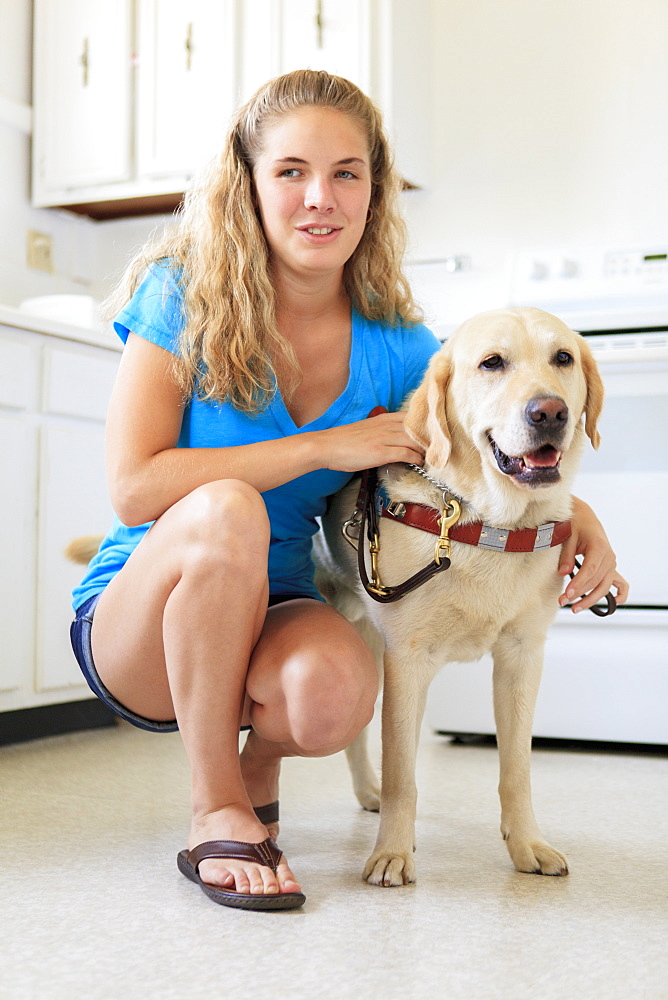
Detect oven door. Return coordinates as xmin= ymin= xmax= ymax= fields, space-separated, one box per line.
xmin=573 ymin=331 xmax=668 ymax=607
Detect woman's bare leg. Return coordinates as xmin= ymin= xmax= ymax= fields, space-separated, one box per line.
xmin=90 ymin=479 xmax=377 ymax=895
xmin=240 ymin=597 xmax=379 ymax=840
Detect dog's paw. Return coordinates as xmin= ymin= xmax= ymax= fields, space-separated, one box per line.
xmin=355 ymin=784 xmax=381 ymax=812
xmin=506 ymin=837 xmax=569 ymax=876
xmin=363 ymin=850 xmax=416 ymax=887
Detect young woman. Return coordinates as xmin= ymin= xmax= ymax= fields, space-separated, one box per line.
xmin=70 ymin=70 xmax=627 ymax=912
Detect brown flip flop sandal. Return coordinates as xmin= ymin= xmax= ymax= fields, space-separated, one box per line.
xmin=253 ymin=801 xmax=279 ymax=826
xmin=177 ymin=838 xmax=305 ymax=911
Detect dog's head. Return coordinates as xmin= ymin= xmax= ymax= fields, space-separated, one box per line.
xmin=405 ymin=307 xmax=603 ymax=491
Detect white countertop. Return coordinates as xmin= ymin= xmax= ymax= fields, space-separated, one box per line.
xmin=0 ymin=303 xmax=121 ymax=352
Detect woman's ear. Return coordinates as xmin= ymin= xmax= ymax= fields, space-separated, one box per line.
xmin=579 ymin=336 xmax=604 ymax=449
xmin=404 ymin=352 xmax=452 ymax=469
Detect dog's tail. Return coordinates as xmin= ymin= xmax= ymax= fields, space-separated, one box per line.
xmin=64 ymin=535 xmax=104 ymax=565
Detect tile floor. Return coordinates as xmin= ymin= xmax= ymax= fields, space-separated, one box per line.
xmin=1 ymin=715 xmax=667 ymax=1000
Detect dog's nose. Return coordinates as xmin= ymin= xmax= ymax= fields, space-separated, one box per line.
xmin=525 ymin=396 xmax=569 ymax=430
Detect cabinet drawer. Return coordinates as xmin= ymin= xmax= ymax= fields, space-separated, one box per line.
xmin=0 ymin=418 xmax=37 ymax=694
xmin=0 ymin=332 xmax=39 ymax=410
xmin=36 ymin=423 xmax=114 ymax=692
xmin=43 ymin=346 xmax=119 ymax=421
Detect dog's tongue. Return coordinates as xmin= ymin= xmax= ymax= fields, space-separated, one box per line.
xmin=523 ymin=445 xmax=561 ymax=469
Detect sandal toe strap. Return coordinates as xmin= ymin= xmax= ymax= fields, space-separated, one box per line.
xmin=188 ymin=838 xmax=283 ymax=875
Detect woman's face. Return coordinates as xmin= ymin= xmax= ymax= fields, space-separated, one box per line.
xmin=252 ymin=107 xmax=372 ymax=284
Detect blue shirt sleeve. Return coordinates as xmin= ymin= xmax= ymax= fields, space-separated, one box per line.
xmin=113 ymin=262 xmax=185 ymax=355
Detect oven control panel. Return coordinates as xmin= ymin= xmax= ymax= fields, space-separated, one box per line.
xmin=510 ymin=245 xmax=668 ymax=312
xmin=604 ymin=250 xmax=668 ymax=280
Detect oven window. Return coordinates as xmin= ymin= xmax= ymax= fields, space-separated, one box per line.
xmin=578 ymin=394 xmax=668 ymax=473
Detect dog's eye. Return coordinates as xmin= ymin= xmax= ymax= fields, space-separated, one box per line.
xmin=480 ymin=355 xmax=504 ymax=371
xmin=554 ymin=351 xmax=573 ymax=366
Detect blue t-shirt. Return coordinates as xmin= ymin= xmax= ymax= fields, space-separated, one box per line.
xmin=72 ymin=265 xmax=440 ymax=609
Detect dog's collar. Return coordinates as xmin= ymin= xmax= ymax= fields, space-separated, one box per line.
xmin=378 ymin=497 xmax=571 ymax=552
xmin=353 ymin=475 xmax=570 ymax=556
xmin=385 ymin=464 xmax=570 ymax=550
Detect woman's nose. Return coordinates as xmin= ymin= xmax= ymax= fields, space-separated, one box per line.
xmin=304 ymin=176 xmax=335 ymax=212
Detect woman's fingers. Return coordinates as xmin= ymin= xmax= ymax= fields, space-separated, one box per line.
xmin=559 ymin=554 xmax=629 ymax=613
xmin=319 ymin=412 xmax=425 ymax=472
xmin=558 ymin=495 xmax=629 ymax=611
xmin=611 ymin=573 xmax=630 ymax=604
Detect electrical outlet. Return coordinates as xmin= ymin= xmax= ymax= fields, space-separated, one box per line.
xmin=27 ymin=230 xmax=54 ymax=274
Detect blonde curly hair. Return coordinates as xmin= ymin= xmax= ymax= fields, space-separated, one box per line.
xmin=108 ymin=69 xmax=422 ymax=411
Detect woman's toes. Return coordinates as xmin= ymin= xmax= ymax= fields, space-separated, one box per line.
xmin=195 ymin=853 xmax=299 ymax=895
xmin=252 ymin=868 xmax=279 ymax=895
xmin=232 ymin=869 xmax=251 ymax=894
xmin=199 ymin=861 xmax=234 ymax=887
xmin=277 ymin=862 xmax=301 ymax=893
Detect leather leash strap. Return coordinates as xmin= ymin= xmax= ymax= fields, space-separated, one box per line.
xmin=357 ymin=467 xmax=452 ymax=603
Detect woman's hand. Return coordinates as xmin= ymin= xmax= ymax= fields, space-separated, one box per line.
xmin=558 ymin=496 xmax=629 ymax=612
xmin=316 ymin=411 xmax=425 ymax=472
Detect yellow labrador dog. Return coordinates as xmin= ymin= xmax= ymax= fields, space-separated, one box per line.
xmin=314 ymin=306 xmax=604 ymax=887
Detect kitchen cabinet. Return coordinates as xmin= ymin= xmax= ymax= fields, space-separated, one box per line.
xmin=135 ymin=0 xmax=236 ymax=180
xmin=32 ymin=0 xmax=238 ymax=219
xmin=0 ymin=322 xmax=120 ymax=716
xmin=32 ymin=0 xmax=134 ymax=199
xmin=276 ymin=0 xmax=369 ymax=91
xmin=32 ymin=0 xmax=431 ymax=218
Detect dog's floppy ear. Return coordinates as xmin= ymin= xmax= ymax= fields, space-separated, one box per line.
xmin=579 ymin=336 xmax=604 ymax=449
xmin=404 ymin=352 xmax=452 ymax=469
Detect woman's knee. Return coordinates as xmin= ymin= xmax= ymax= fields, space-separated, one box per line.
xmin=284 ymin=643 xmax=378 ymax=755
xmin=174 ymin=480 xmax=270 ymax=578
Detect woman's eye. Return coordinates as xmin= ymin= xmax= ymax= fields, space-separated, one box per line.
xmin=336 ymin=170 xmax=356 ymax=179
xmin=279 ymin=168 xmax=301 ymax=178
xmin=480 ymin=355 xmax=504 ymax=371
xmin=555 ymin=350 xmax=573 ymax=366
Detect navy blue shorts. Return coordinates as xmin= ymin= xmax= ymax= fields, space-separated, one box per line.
xmin=70 ymin=591 xmax=317 ymax=734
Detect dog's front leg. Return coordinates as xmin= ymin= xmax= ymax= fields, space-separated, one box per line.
xmin=492 ymin=631 xmax=569 ymax=876
xmin=363 ymin=651 xmax=428 ymax=887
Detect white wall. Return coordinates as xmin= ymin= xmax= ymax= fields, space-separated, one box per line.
xmin=0 ymin=0 xmax=97 ymax=307
xmin=404 ymin=0 xmax=668 ymax=263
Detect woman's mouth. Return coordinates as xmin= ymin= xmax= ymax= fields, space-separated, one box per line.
xmin=297 ymin=225 xmax=342 ymax=242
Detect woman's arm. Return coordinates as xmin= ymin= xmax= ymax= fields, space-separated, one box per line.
xmin=106 ymin=333 xmax=424 ymax=526
xmin=558 ymin=495 xmax=629 ymax=612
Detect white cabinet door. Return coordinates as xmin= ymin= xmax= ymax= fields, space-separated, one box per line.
xmin=237 ymin=0 xmax=280 ymax=104
xmin=32 ymin=0 xmax=133 ymax=195
xmin=136 ymin=0 xmax=237 ymax=179
xmin=278 ymin=0 xmax=369 ymax=90
xmin=36 ymin=424 xmax=115 ymax=693
xmin=0 ymin=418 xmax=37 ymax=703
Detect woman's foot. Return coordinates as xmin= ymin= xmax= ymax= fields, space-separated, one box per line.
xmin=239 ymin=729 xmax=283 ymax=840
xmin=188 ymin=802 xmax=301 ymax=896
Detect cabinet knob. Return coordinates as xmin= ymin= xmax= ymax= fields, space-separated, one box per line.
xmin=79 ymin=37 xmax=89 ymax=87
xmin=185 ymin=23 xmax=193 ymax=71
xmin=530 ymin=260 xmax=549 ymax=280
xmin=315 ymin=0 xmax=324 ymax=48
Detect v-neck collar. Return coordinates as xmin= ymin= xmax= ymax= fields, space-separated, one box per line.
xmin=270 ymin=308 xmax=363 ymax=434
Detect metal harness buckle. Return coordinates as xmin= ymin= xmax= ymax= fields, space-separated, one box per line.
xmin=434 ymin=497 xmax=461 ymax=566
